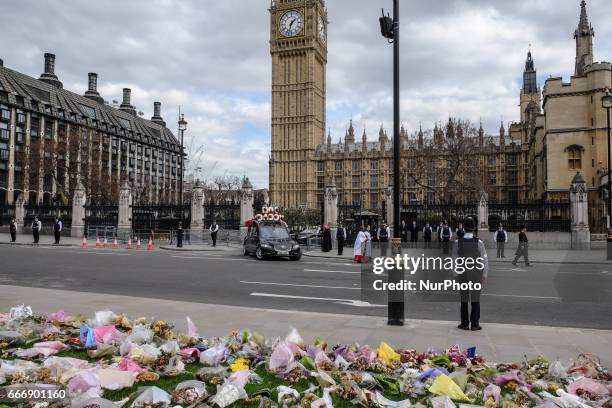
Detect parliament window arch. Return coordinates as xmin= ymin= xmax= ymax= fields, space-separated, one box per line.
xmin=564 ymin=144 xmax=584 ymax=170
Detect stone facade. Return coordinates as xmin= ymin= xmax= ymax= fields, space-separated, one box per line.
xmin=0 ymin=54 xmax=183 ymax=206
xmin=268 ymin=0 xmax=328 ymax=209
xmin=268 ymin=0 xmax=612 ymax=232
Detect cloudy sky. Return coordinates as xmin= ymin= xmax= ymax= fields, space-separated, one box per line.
xmin=2 ymin=0 xmax=612 ymax=187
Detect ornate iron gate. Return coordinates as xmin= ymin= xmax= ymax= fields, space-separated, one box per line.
xmin=205 ymin=201 xmax=240 ymax=230
xmin=132 ymin=205 xmax=190 ymax=232
xmin=401 ymin=202 xmax=479 ymax=230
xmin=337 ymin=203 xmax=362 ymax=246
xmin=24 ymin=204 xmax=72 ymax=235
xmin=488 ymin=200 xmax=570 ymax=232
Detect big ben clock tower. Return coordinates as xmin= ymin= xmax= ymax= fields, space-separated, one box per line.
xmin=269 ymin=0 xmax=327 ymax=209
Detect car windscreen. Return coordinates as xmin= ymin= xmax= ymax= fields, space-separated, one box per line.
xmin=260 ymin=224 xmax=291 ymax=240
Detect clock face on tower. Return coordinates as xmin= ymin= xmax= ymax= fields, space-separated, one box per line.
xmin=318 ymin=16 xmax=326 ymax=43
xmin=279 ymin=10 xmax=304 ymax=37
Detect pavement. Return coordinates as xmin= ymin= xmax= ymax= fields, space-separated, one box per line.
xmin=0 ymin=284 xmax=610 ymax=367
xmin=304 ymin=247 xmax=612 ymax=265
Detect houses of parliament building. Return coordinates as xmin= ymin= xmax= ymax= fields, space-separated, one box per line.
xmin=268 ymin=0 xmax=612 ymax=218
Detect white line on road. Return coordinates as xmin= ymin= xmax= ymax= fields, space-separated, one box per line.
xmin=250 ymin=292 xmax=385 ymax=307
xmin=302 ymin=261 xmax=356 ymax=267
xmin=241 ymin=281 xmax=359 ymax=290
xmin=303 ymin=269 xmax=361 ymax=274
xmin=171 ymin=256 xmax=244 ymax=261
xmin=483 ymin=293 xmax=561 ymax=300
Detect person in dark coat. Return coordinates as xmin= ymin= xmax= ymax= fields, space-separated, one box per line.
xmin=409 ymin=221 xmax=418 ymax=248
xmin=453 ymin=217 xmax=488 ymax=331
xmin=321 ymin=225 xmax=332 ymax=252
xmin=9 ymin=218 xmax=17 ymax=242
xmin=209 ymin=222 xmax=219 ymax=247
xmin=436 ymin=222 xmax=444 ymax=248
xmin=336 ymin=224 xmax=346 ymax=255
xmin=455 ymin=223 xmax=465 ymax=239
xmin=400 ymin=220 xmax=408 ymax=243
xmin=441 ymin=221 xmax=452 ymax=254
xmin=494 ymin=223 xmax=508 ymax=258
xmin=53 ymin=218 xmax=62 ymax=244
xmin=31 ymin=217 xmax=41 ymax=244
xmin=422 ymin=223 xmax=433 ymax=249
xmin=512 ymin=226 xmax=531 ymax=266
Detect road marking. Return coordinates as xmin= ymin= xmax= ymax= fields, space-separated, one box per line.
xmin=250 ymin=292 xmax=385 ymax=307
xmin=171 ymin=256 xmax=244 ymax=261
xmin=303 ymin=269 xmax=361 ymax=275
xmin=483 ymin=293 xmax=560 ymax=300
xmin=303 ymin=261 xmax=355 ymax=267
xmin=241 ymin=281 xmax=359 ymax=290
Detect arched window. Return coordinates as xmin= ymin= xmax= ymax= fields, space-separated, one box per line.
xmin=565 ymin=145 xmax=584 ymax=170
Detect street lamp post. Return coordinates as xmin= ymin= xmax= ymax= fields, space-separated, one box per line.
xmin=177 ymin=113 xmax=187 ymax=248
xmin=602 ymin=90 xmax=612 ymax=259
xmin=380 ymin=0 xmax=404 ymax=326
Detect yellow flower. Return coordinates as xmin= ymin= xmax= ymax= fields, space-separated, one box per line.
xmin=230 ymin=358 xmax=250 ymax=372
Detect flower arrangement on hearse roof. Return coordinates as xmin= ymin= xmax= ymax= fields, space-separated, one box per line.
xmin=245 ymin=206 xmax=286 ymax=227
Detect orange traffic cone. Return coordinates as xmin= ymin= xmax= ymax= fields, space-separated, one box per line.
xmin=103 ymin=237 xmax=109 ymax=248
xmin=95 ymin=237 xmax=101 ymax=249
xmin=136 ymin=238 xmax=142 ymax=250
xmin=112 ymin=238 xmax=118 ymax=249
xmin=127 ymin=238 xmax=132 ymax=250
xmin=81 ymin=236 xmax=88 ymax=249
xmin=147 ymin=238 xmax=154 ymax=251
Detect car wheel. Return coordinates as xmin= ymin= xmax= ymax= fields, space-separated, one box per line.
xmin=255 ymin=246 xmax=265 ymax=260
xmin=290 ymin=251 xmax=302 ymax=261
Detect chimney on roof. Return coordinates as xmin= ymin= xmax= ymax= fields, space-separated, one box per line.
xmin=151 ymin=101 xmax=166 ymax=127
xmin=84 ymin=73 xmax=104 ymax=104
xmin=119 ymin=88 xmax=137 ymax=116
xmin=38 ymin=53 xmax=63 ymax=88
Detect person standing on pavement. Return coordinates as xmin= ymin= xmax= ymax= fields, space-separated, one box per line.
xmin=378 ymin=222 xmax=390 ymax=256
xmin=456 ymin=223 xmax=465 ymax=239
xmin=353 ymin=226 xmax=368 ymax=263
xmin=400 ymin=220 xmax=408 ymax=244
xmin=422 ymin=222 xmax=433 ymax=249
xmin=9 ymin=218 xmax=17 ymax=242
xmin=436 ymin=222 xmax=444 ymax=249
xmin=336 ymin=224 xmax=346 ymax=255
xmin=209 ymin=222 xmax=219 ymax=247
xmin=31 ymin=217 xmax=41 ymax=244
xmin=53 ymin=218 xmax=62 ymax=244
xmin=409 ymin=220 xmax=419 ymax=248
xmin=321 ymin=225 xmax=332 ymax=253
xmin=512 ymin=225 xmax=531 ymax=266
xmin=453 ymin=217 xmax=488 ymax=331
xmin=441 ymin=221 xmax=452 ymax=254
xmin=494 ymin=223 xmax=508 ymax=258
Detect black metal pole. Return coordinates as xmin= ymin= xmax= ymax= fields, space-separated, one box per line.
xmin=606 ymin=107 xmax=612 ymax=260
xmin=388 ymin=0 xmax=404 ymax=326
xmin=177 ymin=125 xmax=184 ymax=248
xmin=606 ymin=108 xmax=612 ymax=230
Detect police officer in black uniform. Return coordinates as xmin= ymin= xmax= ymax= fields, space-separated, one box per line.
xmin=453 ymin=217 xmax=488 ymax=331
xmin=9 ymin=218 xmax=17 ymax=242
xmin=53 ymin=218 xmax=62 ymax=244
xmin=336 ymin=224 xmax=346 ymax=255
xmin=422 ymin=223 xmax=433 ymax=249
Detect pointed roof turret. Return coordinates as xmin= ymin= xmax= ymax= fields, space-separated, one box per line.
xmin=345 ymin=120 xmax=355 ymax=144
xmin=327 ymin=129 xmax=332 ymax=145
xmin=574 ymin=0 xmax=595 ymax=76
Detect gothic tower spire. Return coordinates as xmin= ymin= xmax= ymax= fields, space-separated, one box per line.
xmin=523 ymin=50 xmax=537 ymax=94
xmin=574 ymin=0 xmax=594 ymax=76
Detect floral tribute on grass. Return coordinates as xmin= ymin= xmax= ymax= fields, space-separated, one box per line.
xmin=0 ymin=305 xmax=610 ymax=408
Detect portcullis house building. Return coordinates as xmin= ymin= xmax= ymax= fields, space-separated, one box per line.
xmin=0 ymin=53 xmax=183 ymax=206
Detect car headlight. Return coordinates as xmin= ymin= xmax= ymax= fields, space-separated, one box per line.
xmin=292 ymin=244 xmax=300 ymax=250
xmin=261 ymin=243 xmax=272 ymax=249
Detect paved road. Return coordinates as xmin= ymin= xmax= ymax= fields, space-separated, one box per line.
xmin=0 ymin=245 xmax=611 ymax=329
